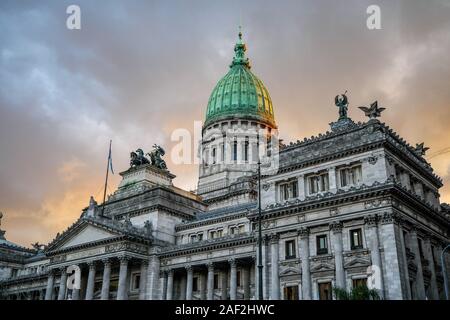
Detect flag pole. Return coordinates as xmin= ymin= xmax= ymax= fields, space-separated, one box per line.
xmin=101 ymin=140 xmax=112 ymax=217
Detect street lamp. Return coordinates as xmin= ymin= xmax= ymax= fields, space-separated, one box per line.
xmin=441 ymin=243 xmax=450 ymax=300
xmin=257 ymin=131 xmax=263 ymax=300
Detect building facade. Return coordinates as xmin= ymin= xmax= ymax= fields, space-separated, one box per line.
xmin=1 ymin=31 xmax=449 ymax=300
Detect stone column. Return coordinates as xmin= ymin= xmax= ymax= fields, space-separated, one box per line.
xmin=146 ymin=252 xmax=161 ymax=300
xmin=328 ymin=167 xmax=337 ymax=193
xmin=200 ymin=272 xmax=207 ymax=300
xmin=298 ymin=227 xmax=311 ymax=300
xmin=398 ymin=228 xmax=412 ymax=299
xmin=85 ymin=261 xmax=96 ymax=300
xmin=270 ymin=234 xmax=280 ymax=300
xmin=364 ymin=215 xmax=385 ymax=298
xmin=380 ymin=212 xmax=406 ymax=300
xmin=100 ymin=259 xmax=111 ymax=300
xmin=116 ymin=256 xmax=129 ymax=300
xmin=221 ymin=269 xmax=228 ymax=300
xmin=57 ymin=267 xmax=67 ymax=300
xmin=423 ymin=237 xmax=439 ymax=299
xmin=179 ymin=273 xmax=187 ymax=300
xmin=44 ymin=270 xmax=55 ymax=300
xmin=186 ymin=265 xmax=193 ymax=300
xmin=410 ymin=228 xmax=426 ymax=299
xmin=243 ymin=265 xmax=250 ymax=300
xmin=207 ymin=263 xmax=214 ymax=300
xmin=139 ymin=259 xmax=148 ymax=300
xmin=229 ymin=259 xmax=237 ymax=300
xmin=297 ymin=175 xmax=306 ymax=200
xmin=166 ymin=269 xmax=174 ymax=300
xmin=330 ymin=221 xmax=345 ymax=290
xmin=160 ymin=271 xmax=168 ymax=300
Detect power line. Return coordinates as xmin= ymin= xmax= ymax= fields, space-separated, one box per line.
xmin=427 ymin=147 xmax=450 ymax=160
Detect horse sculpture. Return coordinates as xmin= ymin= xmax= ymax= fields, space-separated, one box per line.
xmin=129 ymin=145 xmax=167 ymax=170
xmin=130 ymin=148 xmax=150 ymax=167
xmin=147 ymin=144 xmax=167 ymax=170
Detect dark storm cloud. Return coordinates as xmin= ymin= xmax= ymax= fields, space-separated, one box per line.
xmin=0 ymin=0 xmax=449 ymax=246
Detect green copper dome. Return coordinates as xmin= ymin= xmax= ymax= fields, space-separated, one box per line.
xmin=204 ymin=30 xmax=276 ymax=128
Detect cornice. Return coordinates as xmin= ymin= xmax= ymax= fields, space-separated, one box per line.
xmin=159 ymin=234 xmax=255 ymax=258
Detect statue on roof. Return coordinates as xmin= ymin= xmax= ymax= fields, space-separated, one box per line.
xmin=414 ymin=142 xmax=429 ymax=156
xmin=335 ymin=91 xmax=349 ymax=120
xmin=31 ymin=242 xmax=46 ymax=251
xmin=147 ymin=144 xmax=167 ymax=170
xmin=144 ymin=220 xmax=153 ymax=236
xmin=359 ymin=101 xmax=385 ymax=120
xmin=130 ymin=148 xmax=150 ymax=167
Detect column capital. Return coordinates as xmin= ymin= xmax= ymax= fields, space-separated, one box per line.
xmin=329 ymin=221 xmax=343 ymax=233
xmin=58 ymin=267 xmax=66 ymax=273
xmin=228 ymin=258 xmax=237 ymax=268
xmin=87 ymin=261 xmax=97 ymax=269
xmin=47 ymin=268 xmax=56 ymax=276
xmin=119 ymin=255 xmax=130 ymax=264
xmin=364 ymin=214 xmax=379 ymax=228
xmin=269 ymin=233 xmax=279 ymax=244
xmin=185 ymin=264 xmax=193 ymax=272
xmin=298 ymin=227 xmax=309 ymax=238
xmin=207 ymin=262 xmax=214 ymax=271
xmin=380 ymin=212 xmax=401 ymax=225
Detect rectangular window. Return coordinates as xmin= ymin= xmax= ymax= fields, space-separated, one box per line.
xmin=266 ymin=133 xmax=272 ymax=157
xmin=279 ymin=180 xmax=298 ymax=201
xmin=131 ymin=274 xmax=140 ymax=291
xmin=352 ymin=278 xmax=367 ymax=288
xmin=284 ymin=286 xmax=299 ymax=300
xmin=237 ymin=271 xmax=241 ymax=287
xmin=418 ymin=238 xmax=424 ymax=258
xmin=350 ymin=229 xmax=363 ymax=250
xmin=307 ymin=172 xmax=329 ymax=194
xmin=316 ymin=235 xmax=328 ymax=255
xmin=244 ymin=137 xmax=249 ymax=162
xmin=193 ymin=277 xmax=199 ymax=292
xmin=233 ymin=139 xmax=238 ymax=161
xmin=285 ymin=240 xmax=296 ymax=259
xmin=221 ymin=143 xmax=225 ymax=162
xmin=318 ymin=282 xmax=333 ymax=300
xmin=210 ymin=229 xmax=223 ymax=239
xmin=339 ymin=165 xmax=362 ymax=187
xmin=213 ymin=274 xmax=219 ymax=289
xmin=212 ymin=147 xmax=216 ymax=164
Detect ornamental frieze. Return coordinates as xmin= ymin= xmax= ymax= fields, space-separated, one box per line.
xmin=105 ymin=242 xmax=148 ymax=255
xmin=364 ymin=197 xmax=392 ymax=209
xmin=50 ymin=255 xmax=67 ymax=264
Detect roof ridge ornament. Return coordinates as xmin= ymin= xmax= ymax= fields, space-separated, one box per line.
xmin=414 ymin=142 xmax=430 ymax=156
xmin=359 ymin=100 xmax=386 ymax=120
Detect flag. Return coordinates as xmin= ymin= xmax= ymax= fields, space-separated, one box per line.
xmin=108 ymin=140 xmax=114 ymax=174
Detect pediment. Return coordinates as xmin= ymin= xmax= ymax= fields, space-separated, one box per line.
xmin=344 ymin=257 xmax=371 ymax=268
xmin=311 ymin=262 xmax=334 ymax=272
xmin=280 ymin=267 xmax=300 ymax=276
xmin=55 ymin=223 xmax=121 ymax=250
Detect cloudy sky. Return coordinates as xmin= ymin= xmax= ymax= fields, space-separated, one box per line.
xmin=1 ymin=0 xmax=450 ymax=247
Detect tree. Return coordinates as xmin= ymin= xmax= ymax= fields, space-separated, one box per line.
xmin=333 ymin=285 xmax=381 ymax=300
